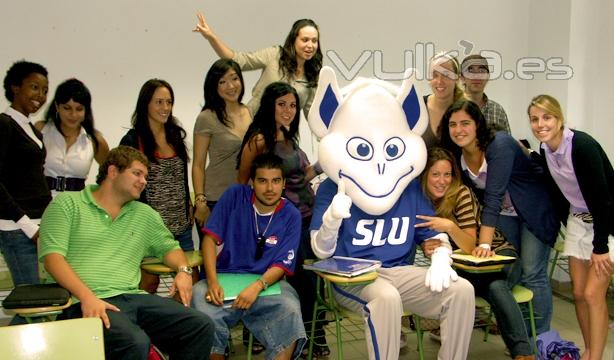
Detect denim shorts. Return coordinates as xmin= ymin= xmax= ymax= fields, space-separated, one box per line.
xmin=191 ymin=279 xmax=306 ymax=360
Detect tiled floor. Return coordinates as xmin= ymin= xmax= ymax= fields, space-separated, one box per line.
xmin=2 ymin=273 xmax=614 ymax=359
xmin=226 ymin=294 xmax=614 ymax=359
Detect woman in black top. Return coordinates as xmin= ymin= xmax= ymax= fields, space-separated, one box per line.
xmin=528 ymin=94 xmax=614 ymax=360
xmin=0 ymin=60 xmax=51 ymax=285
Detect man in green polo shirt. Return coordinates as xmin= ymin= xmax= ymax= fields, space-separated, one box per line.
xmin=39 ymin=146 xmax=213 ymax=360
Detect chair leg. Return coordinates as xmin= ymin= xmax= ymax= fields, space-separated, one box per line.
xmin=246 ymin=331 xmax=253 ymax=360
xmin=548 ymin=251 xmax=560 ymax=281
xmin=307 ymin=281 xmax=320 ymax=360
xmin=483 ymin=308 xmax=492 ymax=342
xmin=528 ymin=300 xmax=538 ymax=356
xmin=414 ymin=316 xmax=425 ymax=360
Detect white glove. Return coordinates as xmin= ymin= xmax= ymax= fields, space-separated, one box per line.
xmin=311 ymin=179 xmax=352 ymax=258
xmin=425 ymin=246 xmax=458 ymax=292
xmin=324 ymin=178 xmax=352 ymax=224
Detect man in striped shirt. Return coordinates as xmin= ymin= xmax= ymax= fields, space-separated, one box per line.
xmin=39 ymin=146 xmax=214 ymax=360
xmin=460 ymin=54 xmax=512 ymax=134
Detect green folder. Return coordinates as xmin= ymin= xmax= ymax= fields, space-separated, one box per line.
xmin=217 ymin=273 xmax=281 ymax=301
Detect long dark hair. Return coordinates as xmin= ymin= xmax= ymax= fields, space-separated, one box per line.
xmin=131 ymin=79 xmax=188 ymax=163
xmin=279 ymin=19 xmax=323 ymax=87
xmin=236 ymin=82 xmax=301 ymax=167
xmin=45 ymin=78 xmax=99 ymax=152
xmin=439 ymin=99 xmax=495 ymax=158
xmin=202 ymin=59 xmax=245 ymax=127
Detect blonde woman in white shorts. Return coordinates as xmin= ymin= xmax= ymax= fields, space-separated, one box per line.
xmin=528 ymin=94 xmax=614 ymax=360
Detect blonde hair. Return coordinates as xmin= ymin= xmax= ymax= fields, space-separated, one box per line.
xmin=528 ymin=94 xmax=565 ymax=124
xmin=420 ymin=147 xmax=463 ymax=220
xmin=429 ymin=51 xmax=464 ymax=102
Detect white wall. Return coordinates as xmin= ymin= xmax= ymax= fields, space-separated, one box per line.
xmin=2 ymin=0 xmax=610 ymax=185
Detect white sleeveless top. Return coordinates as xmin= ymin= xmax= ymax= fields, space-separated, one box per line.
xmin=41 ymin=122 xmax=95 ymax=180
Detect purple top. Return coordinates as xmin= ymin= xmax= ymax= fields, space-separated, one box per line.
xmin=541 ymin=127 xmax=589 ymax=213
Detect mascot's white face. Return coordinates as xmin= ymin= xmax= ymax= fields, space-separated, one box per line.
xmin=309 ymin=67 xmax=429 ymax=215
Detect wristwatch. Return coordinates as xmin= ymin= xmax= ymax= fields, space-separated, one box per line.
xmin=177 ymin=266 xmax=193 ymax=276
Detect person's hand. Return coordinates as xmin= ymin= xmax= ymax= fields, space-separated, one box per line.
xmin=189 ymin=203 xmax=195 ymax=225
xmin=194 ymin=203 xmax=210 ymax=227
xmin=205 ymin=280 xmax=224 ymax=306
xmin=170 ymin=272 xmax=193 ymax=306
xmin=232 ymin=282 xmax=261 ymax=310
xmin=471 ymin=244 xmax=494 ymax=258
xmin=425 ymin=247 xmax=458 ymax=292
xmin=329 ymin=179 xmax=352 ymax=220
xmin=193 ymin=12 xmax=215 ymax=40
xmin=590 ymin=252 xmax=614 ymax=278
xmin=80 ymin=295 xmax=120 ymax=329
xmin=420 ymin=239 xmax=442 ymax=257
xmin=415 ymin=215 xmax=453 ymax=233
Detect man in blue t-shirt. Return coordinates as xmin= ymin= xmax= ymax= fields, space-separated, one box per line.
xmin=192 ymin=153 xmax=306 ymax=360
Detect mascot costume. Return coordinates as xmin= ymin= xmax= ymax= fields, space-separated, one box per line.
xmin=308 ymin=67 xmax=475 ymax=360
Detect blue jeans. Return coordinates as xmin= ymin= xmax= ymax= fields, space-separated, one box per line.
xmin=497 ymin=215 xmax=552 ymax=334
xmin=175 ymin=226 xmax=195 ymax=251
xmin=0 ymin=229 xmax=39 ymax=285
xmin=192 ymin=279 xmax=306 ymax=360
xmin=61 ymin=293 xmax=214 ymax=360
xmin=466 ymin=247 xmax=533 ymax=357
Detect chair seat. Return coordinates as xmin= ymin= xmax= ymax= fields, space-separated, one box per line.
xmin=475 ymin=296 xmax=490 ymax=308
xmin=511 ymin=285 xmax=533 ymax=303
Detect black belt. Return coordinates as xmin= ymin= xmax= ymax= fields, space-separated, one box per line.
xmin=46 ymin=176 xmax=86 ymax=192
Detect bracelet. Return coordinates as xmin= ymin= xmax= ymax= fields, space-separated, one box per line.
xmin=478 ymin=243 xmax=491 ymax=251
xmin=194 ymin=194 xmax=207 ymax=202
xmin=256 ymin=278 xmax=269 ymax=291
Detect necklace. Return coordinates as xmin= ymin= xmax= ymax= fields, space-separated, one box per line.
xmin=253 ymin=205 xmax=275 ymax=259
xmin=253 ymin=205 xmax=275 ymax=240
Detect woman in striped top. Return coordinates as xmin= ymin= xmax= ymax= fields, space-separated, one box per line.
xmin=417 ymin=147 xmax=534 ymax=360
xmin=120 ymin=79 xmax=197 ymax=292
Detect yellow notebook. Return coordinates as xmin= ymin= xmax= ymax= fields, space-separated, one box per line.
xmin=451 ymin=253 xmax=516 ymax=267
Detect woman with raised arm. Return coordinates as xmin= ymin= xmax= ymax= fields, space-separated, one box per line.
xmin=439 ymin=99 xmax=559 ymax=336
xmin=193 ymin=13 xmax=322 ymax=117
xmin=192 ymin=59 xmax=251 ymax=228
xmin=121 ymin=79 xmax=197 ymax=291
xmin=528 ymin=95 xmax=614 ymax=360
xmin=35 ymin=78 xmax=109 ymax=197
xmin=0 ymin=60 xmax=51 ymax=286
xmin=417 ymin=147 xmax=534 ymax=360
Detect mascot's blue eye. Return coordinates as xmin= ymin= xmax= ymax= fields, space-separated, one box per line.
xmin=383 ymin=137 xmax=405 ymax=161
xmin=346 ymin=137 xmax=373 ymax=161
xmin=358 ymin=144 xmax=370 ymax=156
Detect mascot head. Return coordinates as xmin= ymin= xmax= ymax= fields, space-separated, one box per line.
xmin=309 ymin=67 xmax=428 ymax=215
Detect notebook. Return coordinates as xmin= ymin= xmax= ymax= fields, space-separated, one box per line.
xmin=2 ymin=283 xmax=71 ymax=309
xmin=303 ymin=256 xmax=381 ymax=277
xmin=451 ymin=253 xmax=516 ymax=267
xmin=217 ymin=273 xmax=281 ymax=302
